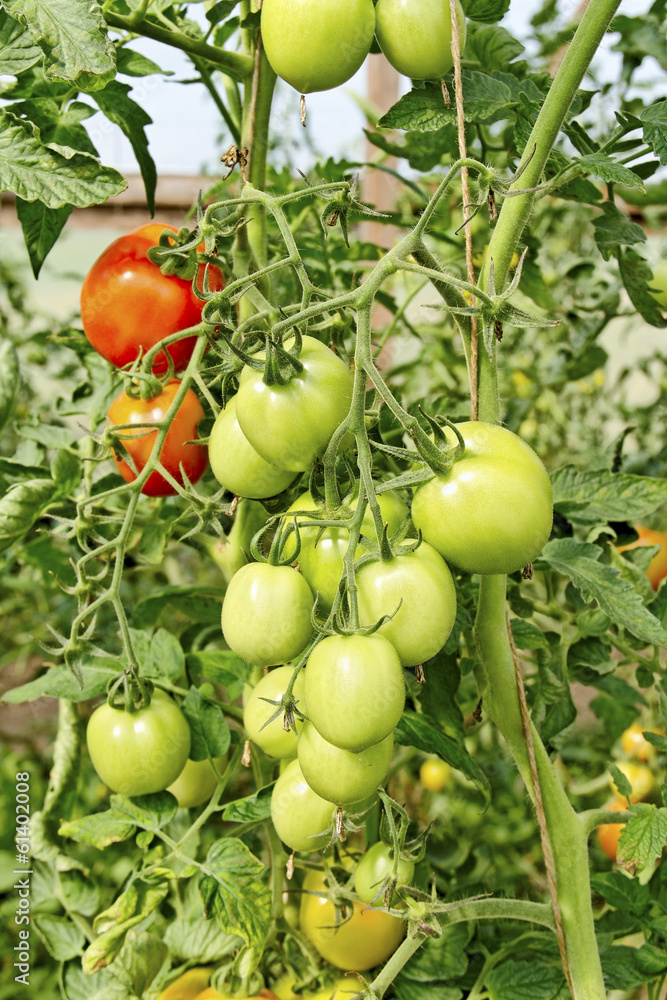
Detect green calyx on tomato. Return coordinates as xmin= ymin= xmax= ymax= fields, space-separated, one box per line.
xmin=80 ymin=223 xmax=223 ymax=374
xmin=411 ymin=421 xmax=553 ymax=576
xmin=354 ymin=841 xmax=415 ymax=906
xmin=261 ymin=0 xmax=375 ymax=94
xmin=208 ymin=396 xmax=297 ymax=500
xmin=221 ymin=562 xmax=314 ymax=667
xmin=304 ymin=633 xmax=405 ymax=752
xmin=298 ymin=722 xmax=394 ymax=805
xmin=299 ymin=870 xmax=405 ymax=971
xmin=244 ymin=665 xmax=306 ymax=758
xmin=107 ymin=379 xmax=209 ymax=497
xmin=270 ymin=758 xmax=336 ymax=853
xmin=166 ymin=756 xmax=227 ymax=808
xmin=355 ymin=540 xmax=457 ymax=667
xmin=87 ymin=689 xmax=191 ymax=797
xmin=235 ymin=337 xmax=353 ymax=473
xmin=375 ymin=0 xmax=466 ymax=81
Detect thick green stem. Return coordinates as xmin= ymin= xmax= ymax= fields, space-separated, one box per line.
xmin=475 ymin=577 xmax=606 ymax=999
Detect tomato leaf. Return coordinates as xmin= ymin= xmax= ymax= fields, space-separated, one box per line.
xmin=581 ymin=155 xmax=646 ymax=190
xmin=182 ymin=686 xmax=231 ymax=761
xmin=0 ymin=110 xmax=126 ymax=208
xmin=538 ymin=539 xmax=667 ymax=647
xmin=90 ymin=80 xmax=156 ymax=215
xmin=0 ymin=10 xmax=42 ymax=74
xmin=395 ymin=710 xmax=491 ymax=806
xmin=32 ymin=913 xmax=85 ymax=961
xmin=0 ymin=339 xmax=19 ymax=435
xmin=16 ymin=197 xmax=72 ymax=277
xmin=0 ymin=657 xmax=117 ymax=703
xmin=221 ymin=783 xmax=274 ymax=823
xmin=485 ymin=959 xmax=568 ymax=1000
xmin=616 ymin=804 xmax=667 ymax=874
xmin=59 ymin=811 xmax=137 ymax=850
xmin=641 ymin=100 xmax=667 ymax=164
xmin=592 ymin=203 xmax=646 ymax=261
xmin=378 ymin=73 xmax=515 ymax=132
xmin=460 ymin=0 xmax=510 ymax=21
xmin=465 ymin=24 xmax=524 ymax=68
xmin=199 ymin=839 xmax=271 ymax=962
xmin=551 ymin=465 xmax=667 ymax=524
xmin=3 ymin=0 xmax=115 ymax=91
xmin=115 ymin=45 xmax=172 ymax=78
xmin=619 ymin=248 xmax=667 ymax=329
xmin=0 ymin=477 xmax=57 ymax=554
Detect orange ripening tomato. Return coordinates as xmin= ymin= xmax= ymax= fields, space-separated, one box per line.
xmin=617 ymin=525 xmax=667 ymax=590
xmin=107 ymin=380 xmax=208 ymax=497
xmin=80 ymin=223 xmax=224 ymax=374
xmin=597 ymin=799 xmax=627 ymax=862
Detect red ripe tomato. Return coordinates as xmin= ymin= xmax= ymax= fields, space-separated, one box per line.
xmin=618 ymin=526 xmax=667 ymax=590
xmin=107 ymin=380 xmax=208 ymax=497
xmin=81 ymin=223 xmax=224 ymax=373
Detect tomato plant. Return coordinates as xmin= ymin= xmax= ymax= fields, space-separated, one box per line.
xmin=244 ymin=665 xmax=306 ymax=758
xmin=81 ymin=223 xmax=223 ymax=373
xmin=261 ymin=0 xmax=375 ymax=93
xmin=304 ymin=633 xmax=405 ymax=751
xmin=234 ymin=337 xmax=354 ymax=472
xmin=611 ymin=761 xmax=655 ymax=803
xmin=649 ymin=259 xmax=667 ymax=309
xmin=220 ymin=563 xmax=314 ymax=666
xmin=354 ymin=841 xmax=415 ymax=905
xmin=208 ymin=397 xmax=296 ymax=499
xmin=299 ymin=871 xmax=405 ymax=971
xmin=355 ymin=542 xmax=457 ymax=667
xmin=107 ymin=380 xmax=209 ymax=496
xmin=87 ymin=690 xmax=191 ymax=797
xmin=411 ymin=422 xmax=553 ymax=575
xmin=374 ymin=0 xmax=466 ymax=80
xmin=270 ymin=758 xmax=336 ymax=853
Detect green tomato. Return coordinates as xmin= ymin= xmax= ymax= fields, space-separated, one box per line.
xmin=375 ymin=0 xmax=466 ymax=80
xmin=356 ymin=542 xmax=456 ymax=667
xmin=244 ymin=665 xmax=307 ymax=758
xmin=354 ymin=841 xmax=415 ymax=905
xmin=261 ymin=0 xmax=375 ymax=94
xmin=87 ymin=690 xmax=191 ymax=797
xmin=411 ymin=421 xmax=553 ymax=576
xmin=304 ymin=634 xmax=404 ymax=751
xmin=649 ymin=259 xmax=667 ymax=309
xmin=298 ymin=722 xmax=394 ymax=805
xmin=270 ymin=758 xmax=336 ymax=853
xmin=166 ymin=756 xmax=227 ymax=808
xmin=221 ymin=563 xmax=314 ymax=666
xmin=208 ymin=397 xmax=296 ymax=499
xmin=235 ymin=337 xmax=353 ymax=472
xmin=282 ymin=489 xmax=408 ymax=614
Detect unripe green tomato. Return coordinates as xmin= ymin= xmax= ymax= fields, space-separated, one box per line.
xmin=221 ymin=563 xmax=314 ymax=666
xmin=208 ymin=397 xmax=296 ymax=499
xmin=282 ymin=490 xmax=408 ymax=613
xmin=235 ymin=337 xmax=354 ymax=472
xmin=411 ymin=422 xmax=553 ymax=576
xmin=375 ymin=0 xmax=466 ymax=80
xmin=244 ymin=665 xmax=307 ymax=758
xmin=356 ymin=542 xmax=456 ymax=667
xmin=304 ymin=634 xmax=405 ymax=751
xmin=270 ymin=758 xmax=336 ymax=853
xmin=261 ymin=0 xmax=376 ymax=94
xmin=649 ymin=259 xmax=667 ymax=309
xmin=354 ymin=841 xmax=415 ymax=905
xmin=87 ymin=690 xmax=191 ymax=797
xmin=298 ymin=723 xmax=394 ymax=805
xmin=166 ymin=756 xmax=227 ymax=808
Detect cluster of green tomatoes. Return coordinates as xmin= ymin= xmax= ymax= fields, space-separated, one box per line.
xmin=261 ymin=0 xmax=467 ymax=95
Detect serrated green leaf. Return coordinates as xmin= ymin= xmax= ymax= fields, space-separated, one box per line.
xmin=182 ymin=686 xmax=231 ymax=761
xmin=0 ymin=476 xmax=56 ymax=552
xmin=91 ymin=80 xmax=156 ymax=214
xmin=460 ymin=0 xmax=510 ymax=21
xmin=580 ymin=153 xmax=645 ymax=189
xmin=538 ymin=539 xmax=667 ymax=646
xmin=642 ymin=100 xmax=667 ymax=165
xmin=59 ymin=811 xmax=137 ymax=849
xmin=378 ymin=72 xmax=515 ymax=132
xmin=84 ymin=883 xmax=168 ymax=974
xmin=143 ymin=628 xmax=185 ymax=683
xmin=4 ymin=0 xmax=115 ymax=90
xmin=395 ymin=710 xmax=490 ymax=806
xmin=0 ymin=339 xmax=19 ymax=434
xmin=593 ymin=203 xmax=646 ymax=257
xmin=466 ymin=24 xmax=524 ymax=68
xmin=221 ymin=783 xmax=274 ymax=823
xmin=617 ymin=804 xmax=667 ymax=874
xmin=16 ymin=196 xmax=72 ymax=276
xmin=1 ymin=658 xmax=117 ymax=702
xmin=0 ymin=109 xmax=125 ymax=208
xmin=591 ymin=869 xmax=651 ymax=915
xmin=619 ymin=248 xmax=667 ymax=329
xmin=551 ymin=465 xmax=667 ymax=524
xmin=486 ymin=959 xmax=567 ymax=1000
xmin=33 ymin=913 xmax=85 ymax=961
xmin=199 ymin=839 xmax=271 ymax=961
xmin=0 ymin=9 xmax=41 ymax=75
xmin=116 ymin=45 xmax=171 ymax=77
